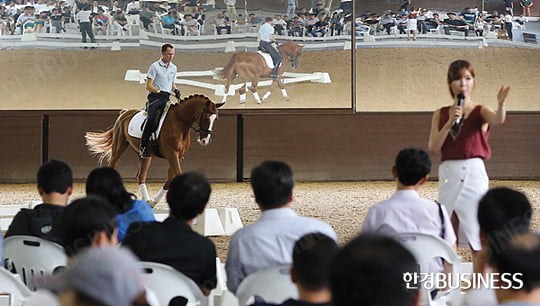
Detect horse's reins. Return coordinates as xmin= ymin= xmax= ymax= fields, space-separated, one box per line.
xmin=179 ymin=106 xmax=217 ymax=135
xmin=280 ymin=46 xmax=301 ymax=65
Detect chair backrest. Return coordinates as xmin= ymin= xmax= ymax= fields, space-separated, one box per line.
xmin=138 ymin=262 xmax=207 ymax=306
xmin=236 ymin=265 xmax=298 ymax=306
xmin=395 ymin=233 xmax=461 ymax=306
xmin=0 ymin=267 xmax=32 ymax=306
xmin=3 ymin=235 xmax=67 ymax=291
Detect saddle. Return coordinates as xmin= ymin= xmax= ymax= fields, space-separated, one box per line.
xmin=256 ymin=50 xmax=279 ymax=69
xmin=128 ymin=100 xmax=174 ymax=140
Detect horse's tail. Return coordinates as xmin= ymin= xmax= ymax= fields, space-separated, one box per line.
xmin=84 ymin=127 xmax=114 ymax=165
xmin=217 ymin=53 xmax=238 ymax=79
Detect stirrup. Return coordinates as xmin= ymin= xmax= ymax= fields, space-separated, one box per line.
xmin=270 ymin=73 xmax=279 ymax=80
xmin=139 ymin=146 xmax=150 ymax=158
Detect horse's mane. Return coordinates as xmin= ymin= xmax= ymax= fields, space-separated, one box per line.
xmin=176 ymin=94 xmax=212 ymax=106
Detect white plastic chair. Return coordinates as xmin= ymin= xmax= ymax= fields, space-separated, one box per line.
xmin=0 ymin=267 xmax=32 ymax=306
xmin=235 ymin=265 xmax=298 ymax=306
xmin=3 ymin=235 xmax=67 ymax=291
xmin=395 ymin=233 xmax=462 ymax=306
xmin=138 ymin=262 xmax=208 ymax=306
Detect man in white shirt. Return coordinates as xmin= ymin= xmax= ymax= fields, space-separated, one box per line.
xmin=225 ymin=161 xmax=338 ymax=294
xmin=362 ymin=148 xmax=457 ymax=272
xmin=258 ymin=16 xmax=281 ymax=79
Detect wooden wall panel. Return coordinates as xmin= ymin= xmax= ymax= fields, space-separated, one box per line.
xmin=47 ymin=113 xmax=237 ymax=182
xmin=243 ymin=113 xmax=540 ymax=181
xmin=0 ymin=115 xmax=42 ymax=182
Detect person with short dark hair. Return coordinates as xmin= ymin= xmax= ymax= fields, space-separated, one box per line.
xmin=491 ymin=233 xmax=540 ymax=305
xmin=252 ymin=233 xmax=339 ymax=306
xmin=330 ymin=234 xmax=419 ymax=306
xmin=86 ymin=167 xmax=155 ymax=241
xmin=226 ymin=161 xmax=337 ymax=294
xmin=463 ymin=187 xmax=532 ymax=306
xmin=443 ymin=12 xmax=470 ymax=36
xmin=5 ymin=160 xmax=73 ymax=243
xmin=362 ymin=148 xmax=456 ymax=272
xmin=55 ymin=196 xmax=119 ymax=257
xmin=123 ymin=172 xmax=217 ymax=296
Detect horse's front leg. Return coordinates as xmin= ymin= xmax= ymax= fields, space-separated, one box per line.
xmin=250 ymin=78 xmax=261 ymax=104
xmin=222 ymin=78 xmax=233 ymax=103
xmin=277 ymin=78 xmax=289 ymax=101
xmin=262 ymin=79 xmax=279 ymax=101
xmin=136 ymin=157 xmax=152 ymax=202
xmin=153 ymin=154 xmax=183 ymax=205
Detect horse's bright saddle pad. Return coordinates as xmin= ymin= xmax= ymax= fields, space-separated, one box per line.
xmin=128 ymin=101 xmax=173 ymax=140
xmin=257 ymin=51 xmax=276 ymax=69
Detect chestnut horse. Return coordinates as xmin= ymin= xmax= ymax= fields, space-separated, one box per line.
xmin=85 ymin=94 xmax=224 ymax=205
xmin=219 ymin=41 xmax=303 ymax=104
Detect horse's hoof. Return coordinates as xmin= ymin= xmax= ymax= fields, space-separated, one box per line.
xmin=285 ymin=97 xmax=290 ymax=101
xmin=256 ymin=101 xmax=262 ymax=104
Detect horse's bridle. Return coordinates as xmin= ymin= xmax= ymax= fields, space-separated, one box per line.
xmin=280 ymin=47 xmax=301 ymax=67
xmin=191 ymin=107 xmax=217 ymax=135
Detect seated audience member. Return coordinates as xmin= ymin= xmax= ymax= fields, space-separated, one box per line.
xmin=329 ymin=234 xmax=419 ymax=306
xmin=310 ymin=13 xmax=328 ymax=37
xmin=273 ymin=14 xmax=287 ymax=35
xmin=181 ymin=14 xmax=199 ymax=35
xmin=5 ymin=160 xmax=73 ymax=243
xmin=248 ymin=12 xmax=262 ymax=25
xmin=424 ymin=12 xmax=441 ymax=32
xmin=213 ymin=11 xmax=231 ymax=34
xmin=362 ymin=148 xmax=456 ymax=273
xmin=462 ymin=187 xmax=532 ymax=306
xmin=396 ymin=14 xmax=408 ymax=34
xmin=113 ymin=11 xmax=129 ymax=35
xmin=50 ymin=8 xmax=64 ymax=33
xmin=443 ymin=12 xmax=470 ymax=36
xmin=86 ymin=167 xmax=155 ymax=241
xmin=459 ymin=7 xmax=477 ymax=25
xmin=126 ymin=0 xmax=141 ymax=15
xmin=288 ymin=15 xmax=305 ymax=36
xmin=44 ymin=247 xmax=153 ymax=306
xmin=16 ymin=6 xmax=35 ymax=33
xmin=252 ymin=233 xmax=339 ymax=306
xmin=139 ymin=6 xmax=154 ymax=30
xmin=474 ymin=15 xmax=486 ymax=36
xmin=123 ymin=172 xmax=217 ymax=295
xmin=161 ymin=10 xmax=178 ymax=34
xmin=93 ymin=9 xmax=109 ymax=34
xmin=304 ymin=13 xmax=318 ymax=34
xmin=226 ymin=161 xmax=338 ymax=294
xmin=491 ymin=233 xmax=540 ymax=305
xmin=490 ymin=15 xmax=503 ymax=31
xmin=380 ymin=13 xmax=396 ymax=35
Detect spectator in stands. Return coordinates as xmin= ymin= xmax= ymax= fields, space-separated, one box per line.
xmin=85 ymin=167 xmax=155 ymax=241
xmin=194 ymin=7 xmax=206 ymax=27
xmin=44 ymin=247 xmax=153 ymax=306
xmin=396 ymin=14 xmax=407 ymax=34
xmin=248 ymin=12 xmax=262 ymax=25
xmin=93 ymin=9 xmax=109 ymax=35
xmin=5 ymin=160 xmax=72 ymax=243
xmin=362 ymin=148 xmax=456 ymax=271
xmin=61 ymin=7 xmax=72 ymax=26
xmin=6 ymin=2 xmax=20 ymax=31
xmin=76 ymin=4 xmax=95 ymax=43
xmin=126 ymin=0 xmax=141 ymax=15
xmin=474 ymin=15 xmax=486 ymax=36
xmin=182 ymin=14 xmax=199 ymax=35
xmin=503 ymin=11 xmax=513 ymax=40
xmin=225 ymin=161 xmax=338 ymax=294
xmin=123 ymin=172 xmax=217 ymax=296
xmin=520 ymin=0 xmax=534 ymax=17
xmin=329 ymin=11 xmax=343 ymax=36
xmin=213 ymin=11 xmax=231 ymax=34
xmin=462 ymin=187 xmax=532 ymax=306
xmin=304 ymin=12 xmax=318 ymax=34
xmin=443 ymin=12 xmax=470 ymax=36
xmin=289 ymin=15 xmax=305 ymax=36
xmin=138 ymin=6 xmax=154 ymax=30
xmin=417 ymin=8 xmax=427 ymax=33
xmin=490 ymin=15 xmax=503 ymax=31
xmin=399 ymin=0 xmax=411 ymax=12
xmin=0 ymin=6 xmax=15 ymax=35
xmin=310 ymin=13 xmax=328 ymax=37
xmin=16 ymin=6 xmax=35 ymax=34
xmin=491 ymin=233 xmax=540 ymax=305
xmin=251 ymin=233 xmax=339 ymax=306
xmin=113 ymin=10 xmax=129 ymax=36
xmin=158 ymin=1 xmax=170 ymax=15
xmin=504 ymin=0 xmax=514 ymax=16
xmin=34 ymin=11 xmax=49 ymax=32
xmin=50 ymin=8 xmax=64 ymax=33
xmin=459 ymin=7 xmax=477 ymax=26
xmin=330 ymin=234 xmax=419 ymax=306
xmin=273 ymin=14 xmax=287 ymax=35
xmin=312 ymin=2 xmax=324 ymax=16
xmin=380 ymin=13 xmax=396 ymax=35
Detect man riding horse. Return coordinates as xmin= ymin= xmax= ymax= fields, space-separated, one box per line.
xmin=259 ymin=17 xmax=282 ymax=80
xmin=140 ymin=43 xmax=181 ymax=159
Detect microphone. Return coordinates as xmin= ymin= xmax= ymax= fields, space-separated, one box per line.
xmin=455 ymin=93 xmax=465 ymax=125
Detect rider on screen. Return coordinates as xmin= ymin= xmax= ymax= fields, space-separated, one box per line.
xmin=258 ymin=17 xmax=282 ymax=80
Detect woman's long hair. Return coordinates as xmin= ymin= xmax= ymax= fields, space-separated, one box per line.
xmin=86 ymin=167 xmax=136 ymax=214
